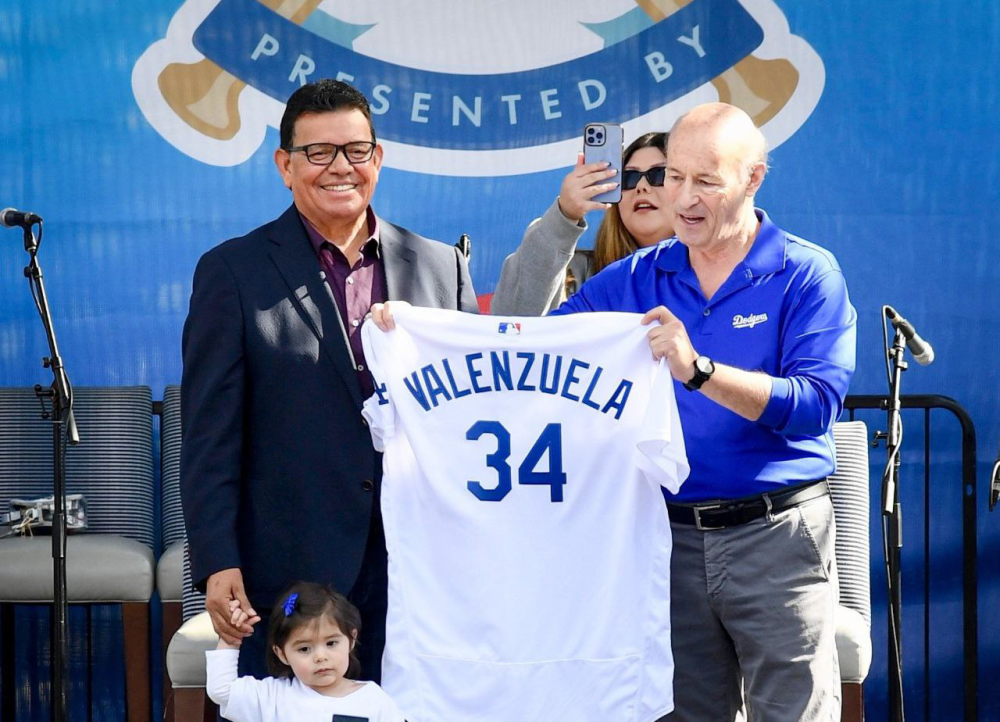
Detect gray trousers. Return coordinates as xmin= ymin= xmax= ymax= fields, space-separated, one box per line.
xmin=663 ymin=494 xmax=841 ymax=722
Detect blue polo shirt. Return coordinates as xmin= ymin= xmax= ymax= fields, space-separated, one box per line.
xmin=552 ymin=210 xmax=857 ymax=502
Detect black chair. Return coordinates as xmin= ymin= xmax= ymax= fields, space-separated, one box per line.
xmin=0 ymin=386 xmax=155 ymax=722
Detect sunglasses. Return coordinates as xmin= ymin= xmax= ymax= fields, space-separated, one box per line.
xmin=621 ymin=166 xmax=666 ymax=191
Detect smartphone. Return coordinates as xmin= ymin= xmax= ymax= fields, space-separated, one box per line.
xmin=582 ymin=122 xmax=623 ymax=204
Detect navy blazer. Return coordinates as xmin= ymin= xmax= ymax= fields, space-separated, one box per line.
xmin=180 ymin=204 xmax=478 ymax=607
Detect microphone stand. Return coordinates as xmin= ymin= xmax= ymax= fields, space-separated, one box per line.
xmin=881 ymin=321 xmax=907 ymax=722
xmin=989 ymin=440 xmax=1000 ymax=512
xmin=17 ymin=219 xmax=79 ymax=722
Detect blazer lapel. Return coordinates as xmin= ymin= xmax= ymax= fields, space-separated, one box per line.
xmin=379 ymin=218 xmax=417 ymax=302
xmin=266 ymin=205 xmax=364 ymax=410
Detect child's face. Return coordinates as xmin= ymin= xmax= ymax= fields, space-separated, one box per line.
xmin=274 ymin=616 xmax=356 ymax=695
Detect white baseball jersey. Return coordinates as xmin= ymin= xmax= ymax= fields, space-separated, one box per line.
xmin=361 ymin=307 xmax=689 ymax=722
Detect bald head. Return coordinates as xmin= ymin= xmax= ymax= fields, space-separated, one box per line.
xmin=663 ymin=103 xmax=768 ymax=253
xmin=669 ymin=103 xmax=767 ymax=178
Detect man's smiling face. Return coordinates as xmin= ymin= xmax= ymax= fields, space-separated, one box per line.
xmin=274 ymin=109 xmax=383 ymax=236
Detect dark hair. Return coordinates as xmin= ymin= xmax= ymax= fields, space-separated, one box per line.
xmin=591 ymin=131 xmax=670 ymax=275
xmin=266 ymin=582 xmax=363 ymax=679
xmin=279 ymin=79 xmax=375 ymax=149
xmin=623 ymin=131 xmax=669 ymax=164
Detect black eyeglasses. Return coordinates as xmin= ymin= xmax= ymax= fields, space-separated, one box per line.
xmin=286 ymin=141 xmax=376 ymax=165
xmin=621 ymin=166 xmax=667 ymax=191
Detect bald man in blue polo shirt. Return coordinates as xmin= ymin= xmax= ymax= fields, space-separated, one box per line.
xmin=552 ymin=103 xmax=856 ymax=721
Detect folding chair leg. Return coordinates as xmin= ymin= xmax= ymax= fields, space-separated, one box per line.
xmin=841 ymin=681 xmax=864 ymax=722
xmin=121 ymin=602 xmax=150 ymax=722
xmin=172 ymin=687 xmax=215 ymax=722
xmin=161 ymin=602 xmax=182 ymax=709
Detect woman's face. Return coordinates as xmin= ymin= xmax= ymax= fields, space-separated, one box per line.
xmin=618 ymin=146 xmax=673 ymax=248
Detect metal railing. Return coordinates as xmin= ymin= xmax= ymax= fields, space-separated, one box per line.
xmin=844 ymin=394 xmax=977 ymax=722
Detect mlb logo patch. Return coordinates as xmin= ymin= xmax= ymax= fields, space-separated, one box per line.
xmin=497 ymin=322 xmax=521 ymax=335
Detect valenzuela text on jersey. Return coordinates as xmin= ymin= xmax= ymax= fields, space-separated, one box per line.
xmin=401 ymin=350 xmax=634 ymax=419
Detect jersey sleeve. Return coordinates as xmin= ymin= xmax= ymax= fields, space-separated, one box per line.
xmin=635 ymin=359 xmax=690 ymax=493
xmin=361 ymin=320 xmax=396 ymax=451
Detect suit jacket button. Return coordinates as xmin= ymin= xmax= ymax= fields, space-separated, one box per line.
xmin=362 ymin=479 xmax=374 ymax=491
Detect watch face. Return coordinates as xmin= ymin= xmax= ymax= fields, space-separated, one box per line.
xmin=695 ymin=356 xmax=714 ymax=375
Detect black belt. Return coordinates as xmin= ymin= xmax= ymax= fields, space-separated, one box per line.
xmin=667 ymin=480 xmax=829 ymax=531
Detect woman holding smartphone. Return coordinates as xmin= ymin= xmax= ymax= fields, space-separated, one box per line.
xmin=491 ymin=132 xmax=672 ymax=315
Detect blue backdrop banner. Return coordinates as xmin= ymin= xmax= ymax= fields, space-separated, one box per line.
xmin=0 ymin=1 xmax=997 ymax=721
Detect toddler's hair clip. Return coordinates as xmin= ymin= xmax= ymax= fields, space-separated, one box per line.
xmin=283 ymin=593 xmax=299 ymax=617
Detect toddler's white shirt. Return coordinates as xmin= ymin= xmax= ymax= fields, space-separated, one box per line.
xmin=205 ymin=648 xmax=406 ymax=722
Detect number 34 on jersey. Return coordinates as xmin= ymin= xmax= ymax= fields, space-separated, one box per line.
xmin=359 ymin=307 xmax=689 ymax=722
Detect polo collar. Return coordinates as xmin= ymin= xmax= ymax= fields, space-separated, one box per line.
xmin=742 ymin=209 xmax=785 ymax=277
xmin=655 ymin=209 xmax=786 ymax=278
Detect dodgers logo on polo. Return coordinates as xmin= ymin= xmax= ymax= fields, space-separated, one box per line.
xmin=733 ymin=312 xmax=768 ymax=329
xmin=132 ymin=0 xmax=824 ymax=175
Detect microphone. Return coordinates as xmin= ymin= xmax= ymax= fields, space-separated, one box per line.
xmin=1 ymin=208 xmax=42 ymax=228
xmin=885 ymin=306 xmax=935 ymax=365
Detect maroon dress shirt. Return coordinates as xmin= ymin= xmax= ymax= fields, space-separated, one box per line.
xmin=301 ymin=209 xmax=387 ymax=399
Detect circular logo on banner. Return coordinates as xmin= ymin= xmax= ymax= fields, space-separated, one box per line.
xmin=132 ymin=0 xmax=823 ymax=176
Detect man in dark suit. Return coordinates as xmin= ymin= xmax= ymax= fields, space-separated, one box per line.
xmin=180 ymin=79 xmax=478 ymax=681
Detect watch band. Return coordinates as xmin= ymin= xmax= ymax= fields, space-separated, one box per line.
xmin=683 ymin=356 xmax=714 ymax=392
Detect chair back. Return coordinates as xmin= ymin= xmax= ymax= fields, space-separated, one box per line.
xmin=161 ymin=384 xmax=185 ymax=549
xmin=830 ymin=420 xmax=871 ymax=626
xmin=182 ymin=542 xmax=208 ymax=622
xmin=159 ymin=384 xmax=208 ymax=621
xmin=0 ymin=386 xmax=155 ymax=549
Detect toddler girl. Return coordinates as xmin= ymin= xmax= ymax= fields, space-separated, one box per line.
xmin=206 ymin=581 xmax=406 ymax=721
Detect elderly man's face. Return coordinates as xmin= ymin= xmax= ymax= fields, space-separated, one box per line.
xmin=274 ymin=109 xmax=382 ymax=234
xmin=665 ymin=126 xmax=759 ymax=253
